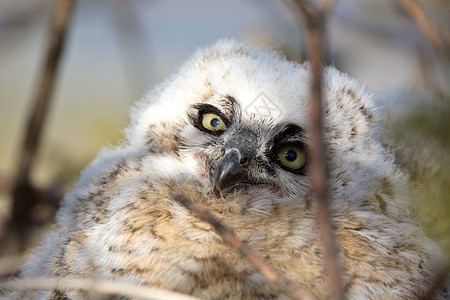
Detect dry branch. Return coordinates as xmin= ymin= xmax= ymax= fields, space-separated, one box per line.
xmin=0 ymin=175 xmax=11 ymax=193
xmin=10 ymin=0 xmax=76 ymax=249
xmin=288 ymin=1 xmax=345 ymax=299
xmin=172 ymin=192 xmax=318 ymax=300
xmin=0 ymin=277 xmax=200 ymax=300
xmin=397 ymin=0 xmax=449 ymax=98
xmin=397 ymin=0 xmax=446 ymax=56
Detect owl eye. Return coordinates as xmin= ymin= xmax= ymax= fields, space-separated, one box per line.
xmin=277 ymin=145 xmax=306 ymax=170
xmin=201 ymin=113 xmax=226 ymax=132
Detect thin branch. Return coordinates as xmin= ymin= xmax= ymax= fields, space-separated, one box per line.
xmin=398 ymin=0 xmax=450 ymax=98
xmin=0 ymin=174 xmax=12 ymax=193
xmin=0 ymin=277 xmax=200 ymax=300
xmin=397 ymin=0 xmax=446 ymax=56
xmin=11 ymin=0 xmax=76 ymax=248
xmin=172 ymin=193 xmax=318 ymax=300
xmin=288 ymin=1 xmax=345 ymax=299
xmin=15 ymin=0 xmax=76 ymax=186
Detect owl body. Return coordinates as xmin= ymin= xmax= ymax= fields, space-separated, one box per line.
xmin=6 ymin=40 xmax=446 ymax=299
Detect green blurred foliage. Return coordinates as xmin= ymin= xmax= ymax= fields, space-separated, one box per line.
xmin=388 ymin=97 xmax=450 ymax=259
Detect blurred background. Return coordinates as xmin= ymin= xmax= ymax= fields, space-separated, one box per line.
xmin=0 ymin=0 xmax=448 ymax=267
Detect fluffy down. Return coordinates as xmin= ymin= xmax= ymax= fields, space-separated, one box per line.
xmin=3 ymin=39 xmax=447 ymax=300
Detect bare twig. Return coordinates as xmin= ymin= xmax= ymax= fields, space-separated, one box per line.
xmin=398 ymin=0 xmax=450 ymax=98
xmin=172 ymin=192 xmax=318 ymax=300
xmin=10 ymin=0 xmax=76 ymax=249
xmin=0 ymin=175 xmax=12 ymax=193
xmin=15 ymin=0 xmax=76 ymax=190
xmin=397 ymin=0 xmax=446 ymax=56
xmin=288 ymin=1 xmax=345 ymax=299
xmin=0 ymin=277 xmax=200 ymax=300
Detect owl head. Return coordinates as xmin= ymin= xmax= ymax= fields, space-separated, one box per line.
xmin=127 ymin=39 xmax=404 ymax=210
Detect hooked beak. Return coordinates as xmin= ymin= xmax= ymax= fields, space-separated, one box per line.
xmin=209 ymin=130 xmax=257 ymax=193
xmin=213 ymin=149 xmax=245 ymax=191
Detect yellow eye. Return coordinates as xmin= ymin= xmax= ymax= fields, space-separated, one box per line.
xmin=201 ymin=113 xmax=226 ymax=132
xmin=277 ymin=145 xmax=306 ymax=170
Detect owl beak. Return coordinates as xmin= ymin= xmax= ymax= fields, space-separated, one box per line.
xmin=213 ymin=149 xmax=246 ymax=192
xmin=211 ymin=130 xmax=257 ymax=194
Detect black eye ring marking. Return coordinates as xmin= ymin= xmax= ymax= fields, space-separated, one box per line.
xmin=188 ymin=103 xmax=232 ymax=135
xmin=268 ymin=124 xmax=307 ymax=175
